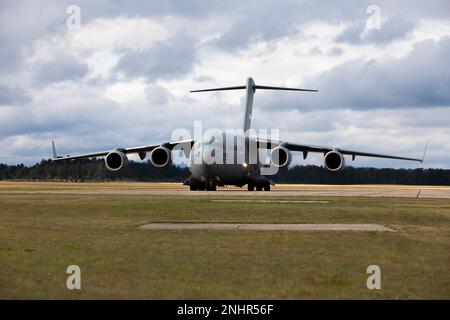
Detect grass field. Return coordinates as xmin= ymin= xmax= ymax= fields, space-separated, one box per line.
xmin=0 ymin=182 xmax=449 ymax=299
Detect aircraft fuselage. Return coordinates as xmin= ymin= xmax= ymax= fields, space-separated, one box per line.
xmin=188 ymin=131 xmax=268 ymax=189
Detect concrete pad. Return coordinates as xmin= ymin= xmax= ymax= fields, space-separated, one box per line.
xmin=138 ymin=223 xmax=394 ymax=232
xmin=139 ymin=223 xmax=238 ymax=230
xmin=211 ymin=199 xmax=330 ymax=204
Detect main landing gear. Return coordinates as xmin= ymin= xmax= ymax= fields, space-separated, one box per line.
xmin=189 ymin=180 xmax=216 ymax=191
xmin=185 ymin=176 xmax=271 ymax=192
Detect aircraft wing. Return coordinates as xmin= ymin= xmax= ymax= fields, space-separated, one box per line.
xmin=52 ymin=139 xmax=195 ymax=161
xmin=256 ymin=138 xmax=426 ymax=162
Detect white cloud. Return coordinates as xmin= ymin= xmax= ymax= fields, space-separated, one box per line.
xmin=70 ymin=17 xmax=169 ymax=52
xmin=0 ymin=0 xmax=449 ymax=169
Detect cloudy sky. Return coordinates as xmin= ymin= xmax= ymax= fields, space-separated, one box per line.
xmin=1 ymin=0 xmax=449 ymax=168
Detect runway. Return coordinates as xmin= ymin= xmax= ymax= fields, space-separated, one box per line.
xmin=1 ymin=182 xmax=450 ymax=198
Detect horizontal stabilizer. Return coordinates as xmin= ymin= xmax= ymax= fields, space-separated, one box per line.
xmin=190 ymin=83 xmax=318 ymax=93
xmin=253 ymin=85 xmax=317 ymax=92
xmin=190 ymin=77 xmax=318 ymax=133
xmin=190 ymin=85 xmax=246 ymax=93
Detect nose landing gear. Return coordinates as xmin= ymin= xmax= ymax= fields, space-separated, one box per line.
xmin=247 ymin=181 xmax=271 ymax=191
xmin=205 ymin=180 xmax=217 ymax=191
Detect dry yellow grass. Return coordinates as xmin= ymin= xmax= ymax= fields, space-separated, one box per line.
xmin=0 ymin=182 xmax=449 ymax=299
xmin=0 ymin=181 xmax=184 ymax=190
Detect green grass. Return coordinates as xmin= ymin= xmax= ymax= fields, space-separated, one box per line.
xmin=0 ymin=191 xmax=449 ymax=299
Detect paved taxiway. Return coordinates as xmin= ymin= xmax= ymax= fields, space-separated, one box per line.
xmin=1 ymin=183 xmax=449 ymax=198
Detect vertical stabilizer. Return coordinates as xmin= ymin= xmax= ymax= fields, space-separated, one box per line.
xmin=243 ymin=77 xmax=255 ymax=134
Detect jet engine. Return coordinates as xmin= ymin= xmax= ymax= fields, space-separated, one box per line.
xmin=105 ymin=150 xmax=128 ymax=171
xmin=324 ymin=150 xmax=345 ymax=172
xmin=270 ymin=146 xmax=292 ymax=168
xmin=150 ymin=147 xmax=172 ymax=167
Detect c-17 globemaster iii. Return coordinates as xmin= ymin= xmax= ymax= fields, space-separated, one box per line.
xmin=51 ymin=77 xmax=426 ymax=191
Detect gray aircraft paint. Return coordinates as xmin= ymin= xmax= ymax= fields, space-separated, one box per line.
xmin=51 ymin=77 xmax=424 ymax=190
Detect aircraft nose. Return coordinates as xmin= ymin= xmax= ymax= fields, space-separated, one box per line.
xmin=202 ymin=163 xmax=218 ymax=176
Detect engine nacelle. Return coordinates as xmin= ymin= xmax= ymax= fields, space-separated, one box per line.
xmin=105 ymin=151 xmax=128 ymax=171
xmin=270 ymin=146 xmax=292 ymax=168
xmin=324 ymin=151 xmax=345 ymax=172
xmin=150 ymin=147 xmax=172 ymax=167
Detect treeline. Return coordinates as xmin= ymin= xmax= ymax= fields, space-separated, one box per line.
xmin=274 ymin=166 xmax=450 ymax=185
xmin=0 ymin=159 xmax=190 ymax=182
xmin=1 ymin=159 xmax=450 ymax=185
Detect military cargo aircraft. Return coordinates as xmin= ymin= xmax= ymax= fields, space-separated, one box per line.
xmin=52 ymin=77 xmax=425 ymax=191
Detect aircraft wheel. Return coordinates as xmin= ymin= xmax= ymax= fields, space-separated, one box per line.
xmin=256 ymin=184 xmax=263 ymax=191
xmin=247 ymin=183 xmax=255 ymax=191
xmin=206 ymin=181 xmax=216 ymax=191
xmin=190 ymin=185 xmax=197 ymax=191
xmin=263 ymin=183 xmax=271 ymax=191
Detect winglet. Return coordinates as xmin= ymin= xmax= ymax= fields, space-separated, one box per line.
xmin=52 ymin=140 xmax=58 ymax=159
xmin=421 ymin=139 xmax=428 ymax=163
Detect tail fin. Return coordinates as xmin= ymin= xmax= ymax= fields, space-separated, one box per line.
xmin=190 ymin=77 xmax=318 ymax=134
xmin=243 ymin=77 xmax=255 ymax=133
